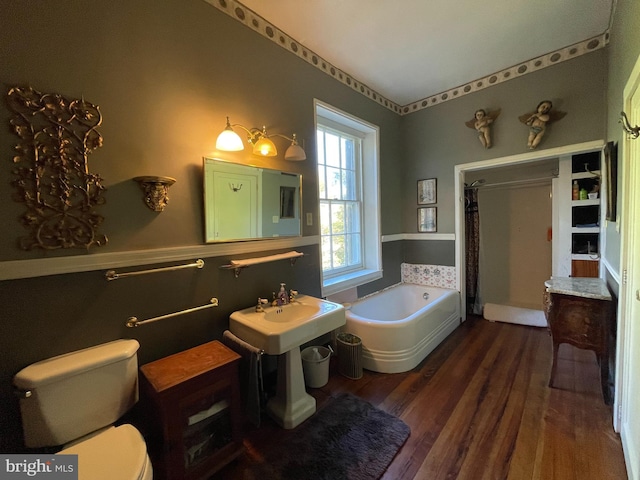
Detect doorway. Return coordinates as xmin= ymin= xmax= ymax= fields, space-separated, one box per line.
xmin=454 ymin=140 xmax=606 ymax=320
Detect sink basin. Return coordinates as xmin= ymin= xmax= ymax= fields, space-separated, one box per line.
xmin=229 ymin=294 xmax=346 ymax=429
xmin=230 ymin=295 xmax=346 ymax=355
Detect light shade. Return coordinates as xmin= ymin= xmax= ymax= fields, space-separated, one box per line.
xmin=216 ymin=117 xmax=245 ymax=151
xmin=284 ymin=143 xmax=306 ymax=161
xmin=252 ymin=136 xmax=278 ymax=157
xmin=216 ymin=128 xmax=244 ymax=151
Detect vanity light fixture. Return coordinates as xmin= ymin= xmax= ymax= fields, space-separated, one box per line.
xmin=216 ymin=116 xmax=306 ymax=160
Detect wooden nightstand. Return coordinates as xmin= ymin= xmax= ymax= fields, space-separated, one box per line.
xmin=139 ymin=340 xmax=243 ymax=480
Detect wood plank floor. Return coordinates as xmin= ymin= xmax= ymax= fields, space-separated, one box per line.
xmin=212 ymin=317 xmax=627 ymax=479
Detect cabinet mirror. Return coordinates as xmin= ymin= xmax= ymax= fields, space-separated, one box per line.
xmin=203 ymin=158 xmax=302 ymax=243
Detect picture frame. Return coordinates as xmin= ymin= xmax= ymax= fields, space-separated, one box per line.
xmin=417 ymin=178 xmax=437 ymax=205
xmin=418 ymin=207 xmax=437 ymax=233
xmin=604 ymin=141 xmax=617 ymax=222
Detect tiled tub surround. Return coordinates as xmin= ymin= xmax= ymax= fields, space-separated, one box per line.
xmin=401 ymin=263 xmax=456 ymax=289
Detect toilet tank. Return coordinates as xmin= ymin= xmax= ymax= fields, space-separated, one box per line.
xmin=13 ymin=339 xmax=140 ymax=448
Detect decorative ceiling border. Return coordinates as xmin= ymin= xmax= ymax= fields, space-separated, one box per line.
xmin=205 ymin=0 xmax=609 ymax=116
xmin=403 ymin=32 xmax=609 ymax=114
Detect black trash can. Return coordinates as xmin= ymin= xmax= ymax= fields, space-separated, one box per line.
xmin=336 ymin=332 xmax=363 ymax=379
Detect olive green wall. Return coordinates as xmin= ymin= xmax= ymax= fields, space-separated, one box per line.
xmin=0 ymin=0 xmax=402 ymax=452
xmin=0 ymin=0 xmax=403 ymax=260
xmin=0 ymin=0 xmax=627 ymax=456
xmin=401 ymin=51 xmax=607 ymax=234
xmin=604 ymin=0 xmax=640 ymax=474
xmin=603 ymin=0 xmax=640 ymax=280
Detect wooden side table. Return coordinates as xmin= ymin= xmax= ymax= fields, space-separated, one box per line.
xmin=139 ymin=340 xmax=243 ymax=480
xmin=544 ymin=278 xmax=614 ymax=404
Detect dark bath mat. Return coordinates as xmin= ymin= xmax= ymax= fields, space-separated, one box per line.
xmin=251 ymin=393 xmax=410 ymax=480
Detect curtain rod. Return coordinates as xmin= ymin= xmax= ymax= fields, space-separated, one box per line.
xmin=464 ymin=176 xmax=556 ymax=190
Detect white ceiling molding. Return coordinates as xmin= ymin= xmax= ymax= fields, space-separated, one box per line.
xmin=204 ymin=0 xmax=609 ymax=115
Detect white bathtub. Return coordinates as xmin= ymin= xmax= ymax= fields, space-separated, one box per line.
xmin=344 ymin=283 xmax=461 ymax=373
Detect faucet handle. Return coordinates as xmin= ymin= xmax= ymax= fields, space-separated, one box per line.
xmin=256 ymin=297 xmax=268 ymax=312
xmin=289 ymin=289 xmax=299 ymax=302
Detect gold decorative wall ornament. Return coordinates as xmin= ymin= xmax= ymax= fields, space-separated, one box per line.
xmin=133 ymin=176 xmax=176 ymax=212
xmin=7 ymin=86 xmax=107 ymax=250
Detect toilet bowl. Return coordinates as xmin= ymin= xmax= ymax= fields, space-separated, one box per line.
xmin=13 ymin=339 xmax=152 ymax=480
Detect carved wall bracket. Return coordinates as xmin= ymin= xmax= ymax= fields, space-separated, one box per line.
xmin=133 ymin=176 xmax=176 ymax=212
xmin=7 ymin=85 xmax=108 ymax=250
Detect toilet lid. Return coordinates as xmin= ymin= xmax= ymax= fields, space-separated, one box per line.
xmin=58 ymin=424 xmax=149 ymax=480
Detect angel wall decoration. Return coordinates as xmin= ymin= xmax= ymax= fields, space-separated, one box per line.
xmin=519 ymin=100 xmax=566 ymax=149
xmin=465 ymin=108 xmax=501 ymax=148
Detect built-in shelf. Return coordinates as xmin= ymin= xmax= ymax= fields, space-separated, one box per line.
xmin=572 ymin=254 xmax=600 ymax=261
xmin=572 ymin=227 xmax=600 ymax=234
xmin=572 ymin=170 xmax=601 ymax=180
xmin=571 ymin=199 xmax=600 ymax=207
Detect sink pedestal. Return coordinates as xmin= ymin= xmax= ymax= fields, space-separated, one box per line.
xmin=229 ymin=294 xmax=346 ymax=429
xmin=266 ymin=347 xmax=316 ymax=429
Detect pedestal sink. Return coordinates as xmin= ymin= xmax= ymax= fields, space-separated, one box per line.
xmin=230 ymin=295 xmax=345 ymax=428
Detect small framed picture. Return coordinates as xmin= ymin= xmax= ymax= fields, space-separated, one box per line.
xmin=417 ymin=178 xmax=437 ymax=205
xmin=418 ymin=207 xmax=437 ymax=233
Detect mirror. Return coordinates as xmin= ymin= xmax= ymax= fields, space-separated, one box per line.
xmin=203 ymin=158 xmax=302 ymax=242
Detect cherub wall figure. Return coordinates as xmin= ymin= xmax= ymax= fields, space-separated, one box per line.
xmin=465 ymin=108 xmax=500 ymax=148
xmin=519 ymin=100 xmax=566 ymax=149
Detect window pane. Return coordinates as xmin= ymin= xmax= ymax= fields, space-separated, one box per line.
xmin=320 ymin=202 xmax=331 ymax=235
xmin=341 ymin=138 xmax=355 ymax=170
xmin=324 ymin=132 xmax=341 ymax=167
xmin=318 ymin=165 xmax=326 ymax=199
xmin=331 ymin=235 xmax=345 ymax=268
xmin=330 ymin=202 xmax=345 ymax=234
xmin=344 ymin=202 xmax=361 ymax=233
xmin=346 ymin=233 xmax=361 ymax=265
xmin=326 ymin=166 xmax=342 ymax=200
xmin=321 ymin=236 xmax=332 ymax=270
xmin=342 ymin=168 xmax=356 ymax=200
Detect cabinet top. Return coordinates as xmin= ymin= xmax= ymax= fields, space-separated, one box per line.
xmin=140 ymin=340 xmax=240 ymax=393
xmin=544 ymin=277 xmax=611 ymax=301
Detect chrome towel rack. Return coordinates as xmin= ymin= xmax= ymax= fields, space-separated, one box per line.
xmin=106 ymin=259 xmax=204 ymax=281
xmin=126 ymin=297 xmax=219 ymax=327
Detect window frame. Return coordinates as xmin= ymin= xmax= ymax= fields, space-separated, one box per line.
xmin=314 ymin=100 xmax=382 ymax=296
xmin=317 ymin=124 xmax=364 ymax=279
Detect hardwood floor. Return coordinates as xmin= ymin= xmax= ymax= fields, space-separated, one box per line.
xmin=213 ymin=317 xmax=627 ymax=479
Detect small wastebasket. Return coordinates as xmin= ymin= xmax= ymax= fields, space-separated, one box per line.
xmin=336 ymin=332 xmax=363 ymax=379
xmin=301 ymin=345 xmax=332 ymax=388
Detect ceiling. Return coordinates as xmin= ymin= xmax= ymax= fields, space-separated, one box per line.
xmin=238 ymin=0 xmax=614 ymax=107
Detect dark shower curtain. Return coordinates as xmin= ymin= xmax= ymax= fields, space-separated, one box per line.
xmin=465 ymin=188 xmax=480 ymax=315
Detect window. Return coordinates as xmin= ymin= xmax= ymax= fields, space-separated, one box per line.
xmin=314 ymin=100 xmax=381 ymax=296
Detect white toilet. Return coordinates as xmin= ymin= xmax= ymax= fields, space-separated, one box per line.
xmin=13 ymin=339 xmax=153 ymax=480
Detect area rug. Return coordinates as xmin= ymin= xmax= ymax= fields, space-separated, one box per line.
xmin=252 ymin=393 xmax=411 ymax=480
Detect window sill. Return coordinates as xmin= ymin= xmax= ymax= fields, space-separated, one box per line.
xmin=322 ymin=269 xmax=382 ymax=297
